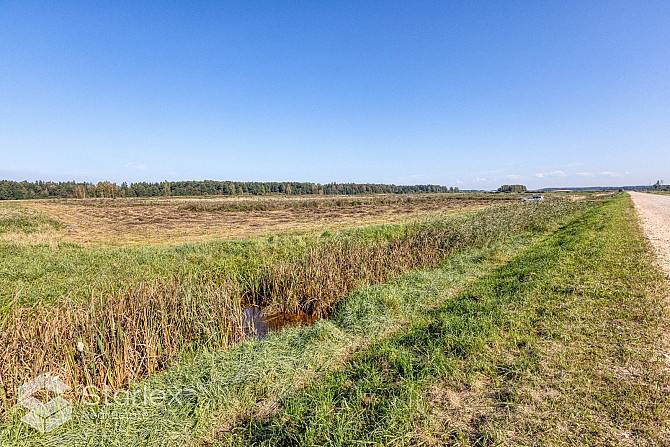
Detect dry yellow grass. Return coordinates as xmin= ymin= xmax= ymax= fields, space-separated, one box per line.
xmin=21 ymin=195 xmax=495 ymax=246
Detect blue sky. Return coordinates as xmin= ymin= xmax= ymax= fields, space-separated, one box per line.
xmin=1 ymin=1 xmax=669 ymax=190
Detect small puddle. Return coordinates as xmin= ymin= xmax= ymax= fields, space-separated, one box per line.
xmin=242 ymin=306 xmax=318 ymax=339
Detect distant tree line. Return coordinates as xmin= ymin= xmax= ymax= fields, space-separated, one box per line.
xmin=497 ymin=184 xmax=527 ymax=193
xmin=541 ymin=182 xmax=668 ymax=192
xmin=0 ymin=180 xmax=460 ymax=200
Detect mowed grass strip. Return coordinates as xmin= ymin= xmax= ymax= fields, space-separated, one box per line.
xmin=218 ymin=194 xmax=670 ymax=446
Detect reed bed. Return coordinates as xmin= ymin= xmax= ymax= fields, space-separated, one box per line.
xmin=0 ymin=280 xmax=243 ymax=413
xmin=243 ymin=199 xmax=594 ymax=317
xmin=0 ymin=197 xmax=593 ymax=414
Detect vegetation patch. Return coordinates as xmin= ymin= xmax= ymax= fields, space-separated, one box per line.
xmin=0 ymin=229 xmax=555 ymax=445
xmin=0 ymin=205 xmax=60 ymax=235
xmin=23 ymin=194 xmax=504 ymax=246
xmin=0 ymin=198 xmax=592 ymax=416
xmin=177 ymin=195 xmax=509 ymax=213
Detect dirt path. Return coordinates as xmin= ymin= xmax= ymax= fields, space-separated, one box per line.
xmin=630 ymin=192 xmax=670 ymax=278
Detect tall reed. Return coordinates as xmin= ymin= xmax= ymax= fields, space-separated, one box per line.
xmin=246 ymin=199 xmax=591 ymax=316
xmin=0 ymin=279 xmax=243 ymax=413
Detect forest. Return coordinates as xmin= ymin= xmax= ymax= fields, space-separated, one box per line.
xmin=0 ymin=180 xmax=459 ymax=200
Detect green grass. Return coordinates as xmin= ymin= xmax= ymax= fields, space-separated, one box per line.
xmin=0 ymin=197 xmax=583 ymax=309
xmin=0 ymin=204 xmax=60 ymax=235
xmin=0 ymin=207 xmax=414 ymax=308
xmin=0 ymin=233 xmax=301 ymax=307
xmin=214 ymin=194 xmax=669 ymax=446
xmin=0 ymin=201 xmax=456 ymax=308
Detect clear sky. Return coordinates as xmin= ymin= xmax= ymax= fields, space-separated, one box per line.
xmin=1 ymin=1 xmax=669 ymax=190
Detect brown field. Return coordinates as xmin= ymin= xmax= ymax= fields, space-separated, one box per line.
xmin=18 ymin=194 xmax=499 ymax=246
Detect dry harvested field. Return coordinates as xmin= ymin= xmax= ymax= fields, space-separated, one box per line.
xmin=17 ymin=194 xmax=502 ymax=245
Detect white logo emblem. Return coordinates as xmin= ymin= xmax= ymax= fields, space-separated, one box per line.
xmin=18 ymin=374 xmax=72 ymax=433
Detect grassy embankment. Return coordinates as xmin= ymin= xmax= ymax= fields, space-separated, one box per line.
xmin=0 ymin=196 xmax=611 ymax=445
xmin=218 ymin=193 xmax=670 ymax=446
xmin=1 ymin=195 xmax=499 ymax=306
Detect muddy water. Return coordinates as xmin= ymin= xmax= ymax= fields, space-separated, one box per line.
xmin=242 ymin=306 xmax=318 ymax=338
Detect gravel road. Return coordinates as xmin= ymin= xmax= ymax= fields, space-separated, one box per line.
xmin=630 ymin=192 xmax=670 ymax=278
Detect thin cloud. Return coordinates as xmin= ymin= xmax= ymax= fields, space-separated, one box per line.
xmin=534 ymin=171 xmax=567 ymax=178
xmin=575 ymin=171 xmax=625 ymax=178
